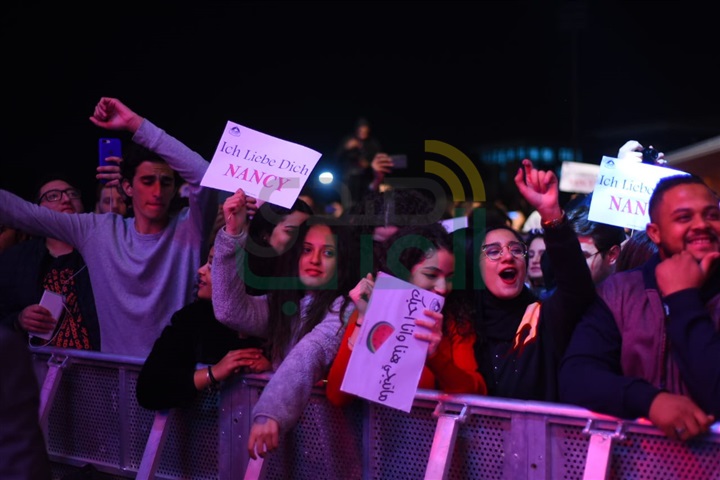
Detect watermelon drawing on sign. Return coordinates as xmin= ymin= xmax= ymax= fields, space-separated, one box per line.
xmin=367 ymin=321 xmax=394 ymax=353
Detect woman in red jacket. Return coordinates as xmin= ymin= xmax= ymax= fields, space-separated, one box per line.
xmin=326 ymin=221 xmax=487 ymax=407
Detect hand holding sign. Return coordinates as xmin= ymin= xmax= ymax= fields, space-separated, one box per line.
xmin=413 ymin=309 xmax=443 ymax=357
xmin=349 ymin=273 xmax=374 ymax=316
xmin=341 ymin=272 xmax=445 ymax=412
xmin=222 ymin=188 xmax=256 ymax=236
xmin=589 ymin=156 xmax=687 ymax=231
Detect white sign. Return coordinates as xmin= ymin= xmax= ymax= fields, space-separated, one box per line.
xmin=440 ymin=216 xmax=468 ymax=233
xmin=341 ymin=272 xmax=445 ymax=413
xmin=588 ymin=156 xmax=688 ymax=231
xmin=559 ymin=161 xmax=600 ymax=194
xmin=200 ymin=121 xmax=322 ymax=208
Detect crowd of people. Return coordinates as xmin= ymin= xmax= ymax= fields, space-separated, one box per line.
xmin=1 ymin=98 xmax=719 ymax=475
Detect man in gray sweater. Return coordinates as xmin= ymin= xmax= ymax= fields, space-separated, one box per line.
xmin=0 ymin=97 xmax=218 ymax=356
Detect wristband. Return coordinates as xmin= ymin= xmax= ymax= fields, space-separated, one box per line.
xmin=207 ymin=365 xmax=220 ymax=390
xmin=541 ymin=211 xmax=566 ymax=229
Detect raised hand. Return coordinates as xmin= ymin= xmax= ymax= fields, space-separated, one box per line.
xmin=513 ymin=158 xmax=562 ymax=222
xmin=222 ymin=188 xmax=256 ymax=236
xmin=371 ymin=153 xmax=394 ymax=175
xmin=89 ymin=97 xmax=143 ymax=133
xmin=617 ymin=140 xmax=666 ymax=165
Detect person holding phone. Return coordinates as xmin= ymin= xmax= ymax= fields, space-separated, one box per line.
xmin=0 ymin=174 xmax=101 ymax=350
xmin=0 ymin=97 xmax=218 ymax=357
xmin=335 ymin=117 xmax=391 ymax=203
xmin=94 ymin=137 xmax=128 ymax=216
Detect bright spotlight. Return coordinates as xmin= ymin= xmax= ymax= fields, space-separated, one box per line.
xmin=318 ymin=171 xmax=333 ymax=185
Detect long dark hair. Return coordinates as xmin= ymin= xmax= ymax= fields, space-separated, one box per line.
xmin=378 ymin=222 xmax=453 ymax=279
xmin=244 ymin=199 xmax=314 ymax=295
xmin=265 ymin=216 xmax=357 ymax=362
xmin=378 ymin=222 xmax=473 ymax=337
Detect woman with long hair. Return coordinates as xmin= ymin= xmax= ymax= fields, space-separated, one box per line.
xmin=212 ymin=189 xmax=359 ymax=459
xmin=326 ymin=221 xmax=487 ymax=407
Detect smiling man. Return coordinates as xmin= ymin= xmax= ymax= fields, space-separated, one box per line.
xmin=559 ymin=173 xmax=720 ymax=442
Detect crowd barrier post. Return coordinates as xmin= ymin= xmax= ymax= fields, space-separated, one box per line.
xmin=136 ymin=410 xmax=173 ymax=480
xmin=424 ymin=401 xmax=469 ymax=480
xmin=38 ymin=352 xmax=69 ymax=437
xmin=581 ymin=419 xmax=627 ymax=480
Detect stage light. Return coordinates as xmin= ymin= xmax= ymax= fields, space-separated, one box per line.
xmin=318 ymin=172 xmax=333 ymax=184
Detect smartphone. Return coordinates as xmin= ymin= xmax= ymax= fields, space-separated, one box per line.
xmin=98 ymin=138 xmax=122 ymax=184
xmin=99 ymin=138 xmax=122 ymax=167
xmin=389 ymin=154 xmax=408 ymax=169
xmin=33 ymin=290 xmax=65 ymax=341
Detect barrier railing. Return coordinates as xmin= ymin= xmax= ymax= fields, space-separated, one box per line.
xmin=31 ymin=347 xmax=720 ymax=480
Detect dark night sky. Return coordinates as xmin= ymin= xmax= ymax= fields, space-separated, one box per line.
xmin=2 ymin=2 xmax=718 ymax=205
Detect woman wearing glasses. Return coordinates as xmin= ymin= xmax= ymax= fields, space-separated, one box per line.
xmin=467 ymin=159 xmax=596 ymax=402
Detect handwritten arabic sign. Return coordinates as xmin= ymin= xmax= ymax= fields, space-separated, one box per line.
xmin=588 ymin=156 xmax=688 ymax=231
xmin=341 ymin=272 xmax=445 ymax=412
xmin=200 ymin=121 xmax=322 ymax=208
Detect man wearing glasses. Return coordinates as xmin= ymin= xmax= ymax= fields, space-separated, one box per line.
xmin=0 ymin=176 xmax=100 ymax=350
xmin=566 ymin=203 xmax=627 ymax=286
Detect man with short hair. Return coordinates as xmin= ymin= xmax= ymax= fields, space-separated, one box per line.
xmin=94 ymin=183 xmax=127 ymax=216
xmin=0 ymin=97 xmax=218 ymax=356
xmin=559 ymin=173 xmax=720 ymax=441
xmin=0 ymin=175 xmax=100 ymax=350
xmin=566 ymin=204 xmax=627 ymax=286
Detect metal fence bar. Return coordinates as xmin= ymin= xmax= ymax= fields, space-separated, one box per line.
xmin=31 ymin=348 xmax=720 ymax=480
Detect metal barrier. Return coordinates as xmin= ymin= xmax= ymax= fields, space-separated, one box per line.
xmin=31 ymin=347 xmax=720 ymax=480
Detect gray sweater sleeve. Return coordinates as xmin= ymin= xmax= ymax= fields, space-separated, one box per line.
xmin=133 ymin=119 xmax=218 ymax=243
xmin=0 ymin=189 xmax=97 ymax=247
xmin=211 ymin=227 xmax=269 ymax=337
xmin=133 ymin=119 xmax=209 ymax=185
xmin=251 ymin=296 xmax=346 ymax=433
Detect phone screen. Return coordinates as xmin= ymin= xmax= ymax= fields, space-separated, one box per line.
xmin=390 ymin=154 xmax=408 ymax=169
xmin=99 ymin=138 xmax=122 ymax=167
